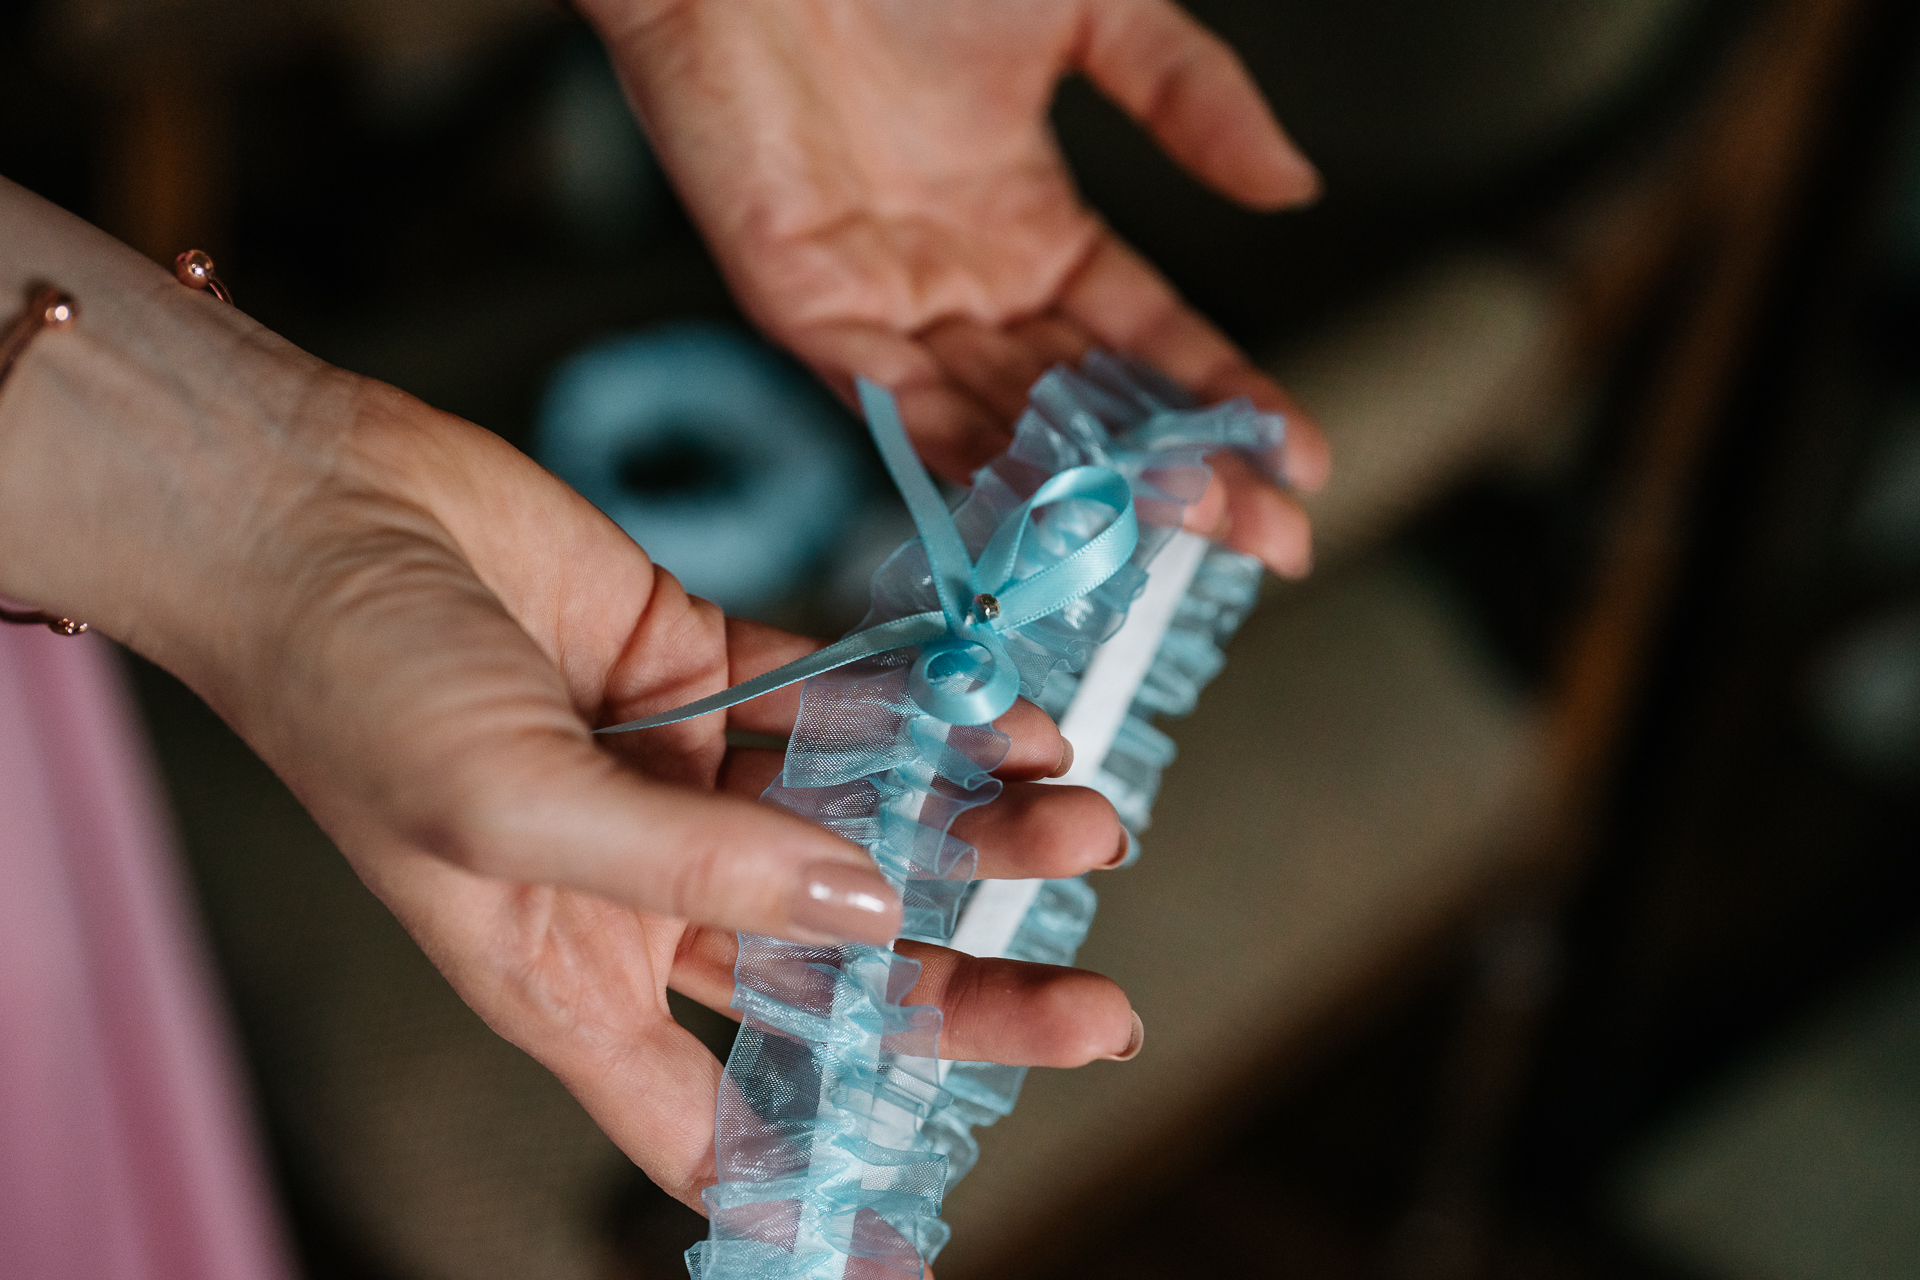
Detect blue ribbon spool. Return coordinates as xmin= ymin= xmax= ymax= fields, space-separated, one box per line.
xmin=536 ymin=324 xmax=859 ymax=615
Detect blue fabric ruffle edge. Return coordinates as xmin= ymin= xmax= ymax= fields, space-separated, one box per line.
xmin=687 ymin=353 xmax=1277 ymax=1279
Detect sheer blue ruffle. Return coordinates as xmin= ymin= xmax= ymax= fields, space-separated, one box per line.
xmin=688 ymin=353 xmax=1277 ymax=1279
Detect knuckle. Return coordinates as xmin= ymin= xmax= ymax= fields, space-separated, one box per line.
xmin=664 ymin=830 xmax=731 ymax=925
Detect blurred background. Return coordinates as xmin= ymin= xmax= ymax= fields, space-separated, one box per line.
xmin=4 ymin=0 xmax=1919 ymax=1276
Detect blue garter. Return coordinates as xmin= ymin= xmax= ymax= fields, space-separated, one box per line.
xmin=608 ymin=351 xmax=1279 ymax=1279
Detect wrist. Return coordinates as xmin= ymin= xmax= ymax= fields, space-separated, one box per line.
xmin=0 ymin=177 xmax=354 ymax=685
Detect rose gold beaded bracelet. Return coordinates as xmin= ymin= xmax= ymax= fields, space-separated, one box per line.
xmin=0 ymin=250 xmax=233 ymax=635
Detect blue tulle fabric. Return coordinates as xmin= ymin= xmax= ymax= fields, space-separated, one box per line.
xmin=686 ymin=353 xmax=1278 ymax=1280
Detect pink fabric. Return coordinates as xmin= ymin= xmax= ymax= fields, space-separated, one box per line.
xmin=0 ymin=626 xmax=295 ymax=1280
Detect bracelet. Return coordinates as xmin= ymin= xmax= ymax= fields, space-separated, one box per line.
xmin=0 ymin=249 xmax=233 ymax=636
xmin=0 ymin=282 xmax=85 ymax=634
xmin=173 ymin=249 xmax=233 ymax=303
xmin=0 ymin=282 xmax=76 ymax=383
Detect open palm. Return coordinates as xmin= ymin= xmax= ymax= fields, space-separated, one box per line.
xmin=592 ymin=0 xmax=1331 ymax=575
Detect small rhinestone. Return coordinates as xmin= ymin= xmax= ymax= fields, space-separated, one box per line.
xmin=973 ymin=593 xmax=1000 ymax=622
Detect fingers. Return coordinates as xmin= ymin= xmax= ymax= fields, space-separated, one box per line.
xmin=258 ymin=515 xmax=903 ymax=947
xmin=362 ymin=860 xmax=726 ymax=1211
xmin=811 ymin=297 xmax=1327 ymax=579
xmin=915 ymin=297 xmax=1332 ymax=505
xmin=1077 ymin=0 xmax=1319 ymax=211
xmin=720 ymin=616 xmax=822 ymax=735
xmin=918 ymin=312 xmax=1095 ymax=425
xmin=1055 ymin=231 xmax=1266 ymax=417
xmin=896 ymin=941 xmax=1139 ymax=1065
xmin=783 ymin=273 xmax=1335 ymax=561
xmin=669 ymin=934 xmax=1141 ymax=1068
xmin=1052 ymin=232 xmax=1331 ymax=574
xmin=552 ymin=1017 xmax=723 ymax=1212
xmin=718 ymin=698 xmax=1075 ymax=793
xmin=670 ymin=924 xmax=744 ymax=1008
xmin=780 ymin=240 xmax=1332 ymax=580
xmin=720 ymin=693 xmax=1116 ymax=880
xmin=713 ymin=630 xmax=1078 ymax=770
xmin=494 ymin=896 xmax=722 ymax=1210
xmin=718 ymin=746 xmax=787 ymax=797
xmin=722 ymin=764 xmax=1123 ymax=880
xmin=993 ymin=696 xmax=1076 ymax=781
xmin=912 ymin=294 xmax=1329 ymax=575
xmin=953 ymin=781 xmax=1128 ymax=878
xmin=1185 ymin=358 xmax=1332 ymax=495
xmin=1192 ymin=451 xmax=1314 ymax=579
xmin=413 ymin=722 xmax=904 ymax=946
xmin=781 ymin=318 xmax=1012 ymax=480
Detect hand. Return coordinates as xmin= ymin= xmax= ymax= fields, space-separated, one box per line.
xmin=589 ymin=0 xmax=1332 ymax=576
xmin=0 ymin=180 xmax=1140 ymax=1205
xmin=244 ymin=392 xmax=1143 ymax=1207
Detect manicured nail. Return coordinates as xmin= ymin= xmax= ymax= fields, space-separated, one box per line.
xmin=1104 ymin=1011 xmax=1145 ymax=1062
xmin=790 ymin=861 xmax=900 ymax=944
xmin=1099 ymin=828 xmax=1132 ymax=870
xmin=1048 ymin=738 xmax=1075 ymax=779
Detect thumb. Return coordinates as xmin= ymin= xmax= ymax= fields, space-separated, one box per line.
xmin=243 ymin=519 xmax=901 ymax=946
xmin=409 ymin=722 xmax=902 ymax=945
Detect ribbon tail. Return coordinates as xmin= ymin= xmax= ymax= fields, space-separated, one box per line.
xmin=595 ymin=611 xmax=950 ymax=733
xmin=856 ymin=378 xmax=976 ymax=626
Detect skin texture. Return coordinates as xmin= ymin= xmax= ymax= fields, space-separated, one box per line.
xmin=0 ymin=179 xmax=1139 ymax=1209
xmin=587 ymin=0 xmax=1331 ymax=576
xmin=0 ymin=0 xmax=1326 ymax=1228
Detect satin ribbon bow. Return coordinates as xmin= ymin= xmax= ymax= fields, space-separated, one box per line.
xmin=599 ymin=377 xmax=1139 ymax=732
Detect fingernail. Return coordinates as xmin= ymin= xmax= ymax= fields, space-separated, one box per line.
xmin=1104 ymin=1011 xmax=1145 ymax=1062
xmin=1099 ymin=828 xmax=1132 ymax=870
xmin=790 ymin=861 xmax=901 ymax=944
xmin=1048 ymin=738 xmax=1075 ymax=779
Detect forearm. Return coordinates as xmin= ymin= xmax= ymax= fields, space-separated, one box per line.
xmin=0 ymin=176 xmax=349 ymax=684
